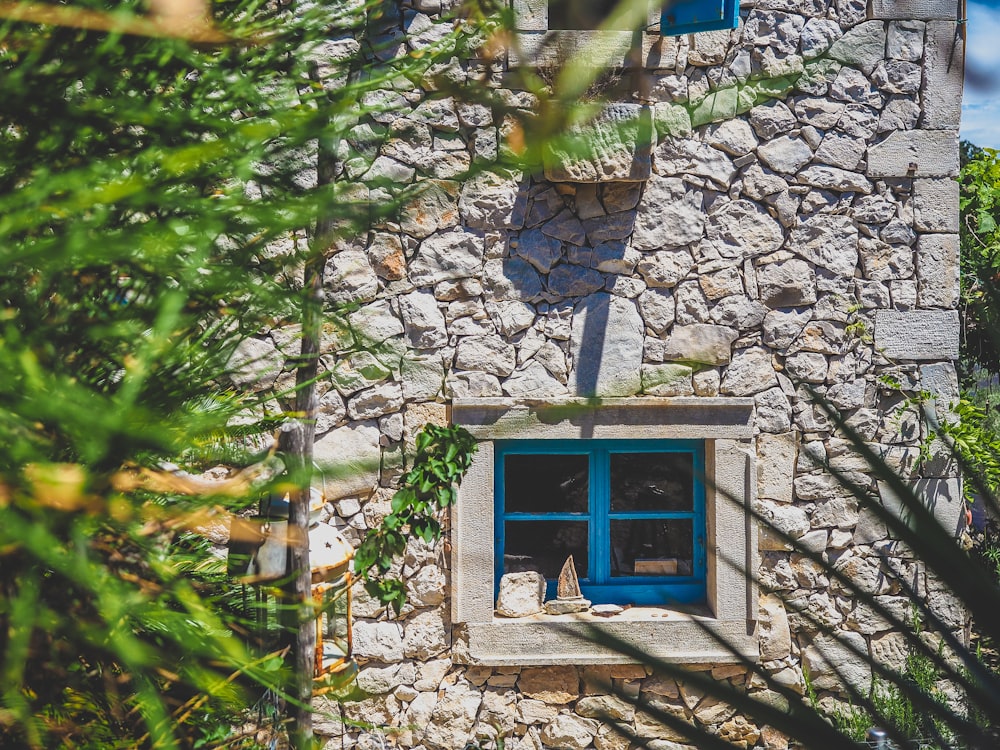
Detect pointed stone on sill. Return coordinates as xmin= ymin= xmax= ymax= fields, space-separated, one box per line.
xmin=544 ymin=555 xmax=591 ymax=614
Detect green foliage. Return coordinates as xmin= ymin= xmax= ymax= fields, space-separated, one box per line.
xmin=931 ymin=395 xmax=1000 ymax=503
xmin=824 ymin=616 xmax=957 ymax=748
xmin=0 ymin=0 xmax=499 ymax=743
xmin=959 ymin=142 xmax=1000 ymax=379
xmin=354 ymin=424 xmax=477 ymax=613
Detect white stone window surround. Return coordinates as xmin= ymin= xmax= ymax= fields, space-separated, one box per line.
xmin=509 ymin=0 xmax=665 ymax=68
xmin=450 ymin=397 xmax=759 ymax=666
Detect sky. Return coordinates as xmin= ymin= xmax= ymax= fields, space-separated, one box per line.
xmin=963 ymin=0 xmax=1000 ymax=148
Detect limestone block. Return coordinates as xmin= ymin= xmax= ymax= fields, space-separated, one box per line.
xmin=503 ymin=361 xmax=570 ymax=398
xmin=542 ymin=210 xmax=587 ymax=245
xmin=797 ymin=165 xmax=872 ymax=194
xmin=801 ymin=631 xmax=872 ymax=693
xmin=830 ymin=67 xmax=882 ymax=109
xmin=483 ymin=258 xmax=544 ymax=302
xmin=516 ymin=228 xmax=563 ymax=273
xmin=594 ymin=724 xmax=630 ymax=750
xmin=810 ymin=495 xmax=859 ymax=530
xmin=757 ymin=259 xmax=817 ymax=308
xmin=410 ymin=228 xmax=485 ymax=286
xmin=755 ymin=387 xmax=793 ymax=432
xmin=567 ymin=293 xmax=644 ymax=397
xmin=661 ymin=323 xmax=738 ymax=366
xmin=517 ymin=699 xmax=559 ymax=724
xmin=866 ymin=130 xmax=960 ymax=178
xmin=368 ymin=232 xmax=406 ymax=281
xmin=879 ymin=97 xmax=921 ymax=132
xmin=789 ymin=214 xmax=858 ymax=276
xmin=403 ymin=608 xmax=449 ymax=659
xmin=762 ymin=308 xmax=811 ymax=350
xmin=871 ymin=0 xmax=959 ymax=20
xmin=353 ymin=621 xmax=405 ymax=662
xmin=860 ymin=238 xmax=914 ymax=282
xmin=459 ymin=171 xmax=527 ymax=229
xmin=916 ymin=234 xmax=960 ymax=308
xmin=400 ymin=180 xmax=459 ymax=240
xmin=921 ymin=21 xmax=964 ymax=130
xmin=347 ymin=381 xmax=404 ymax=420
xmin=637 ymin=289 xmax=675 ymax=335
xmin=913 ymin=179 xmax=960 ymax=232
xmin=227 ymin=337 xmax=284 ymax=391
xmin=814 ymin=132 xmax=865 ymax=170
xmin=495 ymin=571 xmax=545 ymax=617
xmin=576 ymin=694 xmax=635 ymax=721
xmin=654 ymin=136 xmax=736 ymax=188
xmin=690 ymin=86 xmax=739 ymax=128
xmin=783 ymin=351 xmax=828 ymax=383
xmin=691 ymin=694 xmax=737 ymax=724
xmin=543 ymin=104 xmax=654 ymax=183
xmin=709 ymin=296 xmax=768 ymax=331
xmin=707 ymin=119 xmax=759 ymax=156
xmin=540 ymin=714 xmax=598 ymax=750
xmin=873 ymin=309 xmax=959 ymax=360
xmin=758 ymin=594 xmax=792 ymax=661
xmin=827 ymin=20 xmax=886 ymax=75
xmin=348 ymin=300 xmax=404 ymax=344
xmin=640 ymin=364 xmax=694 ymax=396
xmin=631 ymin=175 xmax=705 ymax=250
xmin=399 ymin=291 xmax=448 ymax=349
xmin=718 ymin=716 xmax=761 ymax=748
xmin=800 ymin=18 xmax=841 ymax=60
xmin=406 ymin=564 xmax=446 ymax=607
xmin=879 ymin=478 xmax=965 ymax=537
xmin=313 ymin=421 xmax=381 ymax=498
xmin=518 ymin=665 xmax=579 ymax=703
xmin=423 ymin=684 xmax=482 ymax=750
xmin=701 ymin=199 xmax=784 ymax=260
xmin=756 ymin=499 xmax=810 ymax=541
xmin=749 ymin=100 xmax=797 ymax=140
xmin=455 ymin=334 xmax=516 ymax=377
xmin=757 ymin=432 xmax=797 ymax=504
xmin=757 ymin=135 xmax=813 ymax=174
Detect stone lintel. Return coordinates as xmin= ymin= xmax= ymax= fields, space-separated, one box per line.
xmin=509 ymin=30 xmax=660 ymax=69
xmin=452 ymin=397 xmax=756 ymax=439
xmin=873 ymin=309 xmax=959 ymax=360
xmin=869 ymin=0 xmax=961 ymax=19
xmin=865 ymin=130 xmax=959 ymax=178
xmin=455 ymin=617 xmax=759 ymax=666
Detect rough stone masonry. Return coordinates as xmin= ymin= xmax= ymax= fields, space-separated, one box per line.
xmin=225 ymin=0 xmax=967 ymax=746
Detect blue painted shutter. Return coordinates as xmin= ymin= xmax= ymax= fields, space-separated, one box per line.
xmin=660 ymin=0 xmax=738 ymax=36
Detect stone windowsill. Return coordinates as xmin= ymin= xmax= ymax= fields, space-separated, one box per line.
xmin=454 ymin=606 xmax=759 ymax=666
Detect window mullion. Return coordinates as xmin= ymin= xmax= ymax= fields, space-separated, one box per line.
xmin=593 ymin=446 xmax=608 ymax=586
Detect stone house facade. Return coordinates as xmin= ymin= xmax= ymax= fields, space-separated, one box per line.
xmin=234 ymin=0 xmax=967 ymax=746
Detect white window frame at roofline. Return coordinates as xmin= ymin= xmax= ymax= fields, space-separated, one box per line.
xmin=450 ymin=397 xmax=759 ymax=667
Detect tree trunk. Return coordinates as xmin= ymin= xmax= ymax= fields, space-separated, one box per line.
xmin=279 ymin=139 xmax=337 ymax=750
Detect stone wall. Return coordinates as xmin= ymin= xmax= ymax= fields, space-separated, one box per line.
xmin=230 ymin=0 xmax=966 ymax=746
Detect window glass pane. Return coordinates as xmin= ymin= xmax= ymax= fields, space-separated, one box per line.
xmin=548 ymin=0 xmax=628 ymax=30
xmin=504 ymin=454 xmax=589 ymax=513
xmin=609 ymin=452 xmax=694 ymax=512
xmin=609 ymin=519 xmax=693 ymax=577
xmin=504 ymin=520 xmax=589 ymax=579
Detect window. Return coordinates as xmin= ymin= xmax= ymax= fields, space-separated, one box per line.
xmin=451 ymin=398 xmax=759 ymax=666
xmin=510 ymin=0 xmax=740 ymax=68
xmin=660 ymin=0 xmax=739 ymax=37
xmin=496 ymin=439 xmax=706 ymax=606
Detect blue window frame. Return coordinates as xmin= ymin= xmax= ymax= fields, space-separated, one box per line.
xmin=660 ymin=0 xmax=739 ymax=37
xmin=495 ymin=439 xmax=706 ymax=607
